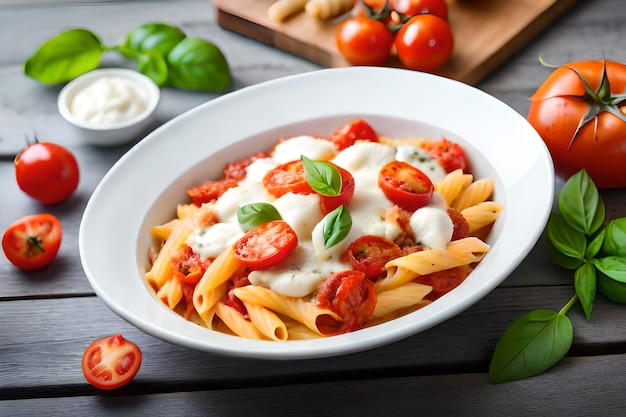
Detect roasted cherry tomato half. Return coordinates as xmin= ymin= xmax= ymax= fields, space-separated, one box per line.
xmin=81 ymin=334 xmax=142 ymax=390
xmin=263 ymin=160 xmax=314 ymax=198
xmin=390 ymin=0 xmax=449 ymax=20
xmin=336 ymin=15 xmax=395 ymax=66
xmin=317 ymin=270 xmax=377 ymax=332
xmin=319 ymin=164 xmax=356 ymax=214
xmin=347 ymin=235 xmax=405 ymax=280
xmin=171 ymin=245 xmax=212 ymax=284
xmin=233 ymin=220 xmax=298 ymax=270
xmin=223 ymin=151 xmax=271 ymax=181
xmin=14 ymin=141 xmax=79 ymax=204
xmin=379 ymin=160 xmax=434 ymax=211
xmin=187 ymin=178 xmax=238 ymax=206
xmin=329 ymin=119 xmax=379 ymax=151
xmin=394 ymin=14 xmax=453 ymax=73
xmin=2 ymin=213 xmax=62 ymax=270
xmin=418 ymin=138 xmax=467 ymax=173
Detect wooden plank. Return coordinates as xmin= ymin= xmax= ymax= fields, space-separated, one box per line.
xmin=213 ymin=0 xmax=581 ymax=85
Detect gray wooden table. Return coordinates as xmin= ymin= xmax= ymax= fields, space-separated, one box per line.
xmin=2 ymin=1 xmax=626 ymax=415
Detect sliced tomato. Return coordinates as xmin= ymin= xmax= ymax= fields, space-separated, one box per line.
xmin=319 ymin=164 xmax=356 ymax=213
xmin=316 ymin=270 xmax=377 ymax=332
xmin=329 ymin=119 xmax=379 ymax=151
xmin=187 ymin=178 xmax=238 ymax=206
xmin=170 ymin=245 xmax=212 ymax=284
xmin=347 ymin=235 xmax=404 ymax=280
xmin=81 ymin=334 xmax=142 ymax=390
xmin=263 ymin=160 xmax=314 ymax=198
xmin=419 ymin=138 xmax=467 ymax=173
xmin=378 ymin=160 xmax=434 ymax=211
xmin=448 ymin=207 xmax=469 ymax=241
xmin=233 ymin=220 xmax=298 ymax=270
xmin=2 ymin=213 xmax=62 ymax=270
xmin=415 ymin=264 xmax=473 ymax=300
xmin=223 ymin=151 xmax=271 ymax=181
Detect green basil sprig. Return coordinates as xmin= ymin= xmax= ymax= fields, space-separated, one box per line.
xmin=237 ymin=202 xmax=282 ymax=231
xmin=489 ymin=169 xmax=626 ymax=384
xmin=301 ymin=155 xmax=342 ymax=196
xmin=24 ymin=22 xmax=231 ymax=92
xmin=323 ymin=204 xmax=352 ymax=249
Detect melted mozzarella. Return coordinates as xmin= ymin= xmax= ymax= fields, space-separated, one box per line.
xmin=248 ymin=242 xmax=348 ymax=297
xmin=311 ymin=211 xmax=361 ymax=261
xmin=272 ymin=135 xmax=337 ymax=164
xmin=187 ymin=222 xmax=244 ymax=259
xmin=332 ymin=141 xmax=396 ymax=172
xmin=410 ymin=206 xmax=453 ymax=251
xmin=211 ymin=180 xmax=272 ymax=223
xmin=395 ymin=145 xmax=446 ymax=182
xmin=273 ymin=192 xmax=324 ymax=240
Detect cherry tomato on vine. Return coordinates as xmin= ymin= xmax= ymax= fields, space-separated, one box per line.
xmin=81 ymin=334 xmax=142 ymax=390
xmin=527 ymin=60 xmax=626 ymax=188
xmin=330 ymin=119 xmax=379 ymax=151
xmin=14 ymin=142 xmax=79 ymax=204
xmin=390 ymin=0 xmax=449 ymax=20
xmin=347 ymin=235 xmax=404 ymax=280
xmin=336 ymin=15 xmax=395 ymax=66
xmin=2 ymin=213 xmax=62 ymax=270
xmin=316 ymin=270 xmax=377 ymax=332
xmin=394 ymin=14 xmax=453 ymax=72
xmin=378 ymin=160 xmax=434 ymax=211
xmin=233 ymin=220 xmax=298 ymax=270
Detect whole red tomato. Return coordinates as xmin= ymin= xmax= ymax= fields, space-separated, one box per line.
xmin=527 ymin=60 xmax=626 ymax=188
xmin=390 ymin=0 xmax=449 ymax=20
xmin=14 ymin=142 xmax=80 ymax=204
xmin=394 ymin=14 xmax=453 ymax=72
xmin=336 ymin=15 xmax=395 ymax=66
xmin=2 ymin=213 xmax=62 ymax=270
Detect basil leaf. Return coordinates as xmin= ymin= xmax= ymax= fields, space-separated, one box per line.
xmin=301 ymin=156 xmax=342 ymax=196
xmin=558 ymin=169 xmax=605 ymax=235
xmin=489 ymin=309 xmax=573 ymax=384
xmin=167 ymin=37 xmax=231 ymax=92
xmin=602 ymin=218 xmax=626 ymax=257
xmin=574 ymin=262 xmax=596 ymax=319
xmin=597 ymin=271 xmax=626 ymax=303
xmin=592 ymin=256 xmax=626 ymax=283
xmin=135 ymin=50 xmax=169 ymax=86
xmin=323 ymin=205 xmax=352 ymax=249
xmin=237 ymin=203 xmax=282 ymax=231
xmin=24 ymin=28 xmax=105 ymax=84
xmin=122 ymin=22 xmax=186 ymax=58
xmin=585 ymin=229 xmax=605 ymax=259
xmin=547 ymin=241 xmax=583 ymax=270
xmin=546 ymin=212 xmax=587 ymax=259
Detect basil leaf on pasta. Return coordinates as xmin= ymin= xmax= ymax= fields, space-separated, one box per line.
xmin=323 ymin=204 xmax=352 ymax=249
xmin=237 ymin=202 xmax=282 ymax=231
xmin=301 ymin=155 xmax=341 ymax=197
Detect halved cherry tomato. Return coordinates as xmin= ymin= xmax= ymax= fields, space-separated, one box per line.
xmin=263 ymin=160 xmax=314 ymax=198
xmin=81 ymin=334 xmax=142 ymax=390
xmin=379 ymin=160 xmax=434 ymax=211
xmin=187 ymin=178 xmax=238 ymax=206
xmin=316 ymin=270 xmax=377 ymax=332
xmin=390 ymin=0 xmax=448 ymax=20
xmin=418 ymin=138 xmax=467 ymax=172
xmin=394 ymin=14 xmax=454 ymax=73
xmin=336 ymin=15 xmax=395 ymax=66
xmin=448 ymin=207 xmax=469 ymax=240
xmin=171 ymin=245 xmax=212 ymax=284
xmin=319 ymin=164 xmax=356 ymax=213
xmin=14 ymin=141 xmax=79 ymax=204
xmin=223 ymin=151 xmax=271 ymax=181
xmin=329 ymin=119 xmax=379 ymax=151
xmin=415 ymin=264 xmax=473 ymax=300
xmin=2 ymin=213 xmax=62 ymax=270
xmin=233 ymin=220 xmax=298 ymax=270
xmin=347 ymin=235 xmax=404 ymax=280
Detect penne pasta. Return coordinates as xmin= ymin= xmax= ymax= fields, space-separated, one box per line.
xmin=305 ymin=0 xmax=355 ymax=20
xmin=450 ymin=177 xmax=495 ymax=212
xmin=268 ymin=0 xmax=308 ymax=22
xmin=244 ymin=301 xmax=288 ymax=341
xmin=371 ymin=282 xmax=433 ymax=319
xmin=146 ymin=218 xmax=193 ymax=288
xmin=214 ymin=301 xmax=265 ymax=340
xmin=461 ymin=201 xmax=504 ymax=234
xmin=435 ymin=169 xmax=473 ymax=206
xmin=193 ymin=246 xmax=241 ymax=317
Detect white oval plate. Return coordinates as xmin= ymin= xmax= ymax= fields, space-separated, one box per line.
xmin=80 ymin=67 xmax=554 ymax=359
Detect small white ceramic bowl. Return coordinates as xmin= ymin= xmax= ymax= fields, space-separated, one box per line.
xmin=58 ymin=68 xmax=160 ymax=146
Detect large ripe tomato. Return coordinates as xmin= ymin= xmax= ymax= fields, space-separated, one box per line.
xmin=14 ymin=142 xmax=79 ymax=204
xmin=82 ymin=334 xmax=142 ymax=390
xmin=336 ymin=15 xmax=395 ymax=66
xmin=316 ymin=270 xmax=377 ymax=332
xmin=378 ymin=160 xmax=434 ymax=211
xmin=527 ymin=60 xmax=626 ymax=188
xmin=390 ymin=0 xmax=449 ymax=21
xmin=233 ymin=220 xmax=298 ymax=270
xmin=394 ymin=14 xmax=453 ymax=72
xmin=2 ymin=213 xmax=62 ymax=270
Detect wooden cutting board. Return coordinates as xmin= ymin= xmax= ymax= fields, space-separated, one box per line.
xmin=213 ymin=0 xmax=580 ymax=85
